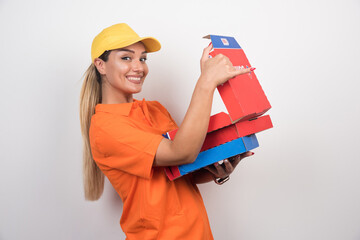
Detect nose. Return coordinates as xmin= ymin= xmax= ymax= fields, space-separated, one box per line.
xmin=132 ymin=59 xmax=144 ymax=72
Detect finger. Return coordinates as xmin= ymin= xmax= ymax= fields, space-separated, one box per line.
xmin=223 ymin=159 xmax=234 ymax=173
xmin=214 ymin=162 xmax=226 ymax=176
xmin=230 ymin=154 xmax=242 ymax=168
xmin=204 ymin=165 xmax=218 ymax=176
xmin=230 ymin=66 xmax=256 ymax=78
xmin=240 ymin=151 xmax=255 ymax=159
xmin=230 ymin=152 xmax=254 ymax=168
xmin=232 ymin=67 xmax=251 ymax=76
xmin=201 ymin=43 xmax=213 ymax=63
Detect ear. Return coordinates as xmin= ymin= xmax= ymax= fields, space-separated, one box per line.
xmin=94 ymin=58 xmax=106 ymax=75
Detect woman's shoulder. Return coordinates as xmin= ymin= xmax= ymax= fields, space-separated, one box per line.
xmin=144 ymin=100 xmax=167 ymax=112
xmin=145 ymin=100 xmax=178 ymax=128
xmin=90 ymin=107 xmax=130 ymax=133
xmin=146 ymin=100 xmax=165 ymax=108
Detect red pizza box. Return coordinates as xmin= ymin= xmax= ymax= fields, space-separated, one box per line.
xmin=166 ymin=111 xmax=233 ymax=140
xmin=235 ymin=115 xmax=273 ymax=137
xmin=205 ymin=35 xmax=271 ymax=122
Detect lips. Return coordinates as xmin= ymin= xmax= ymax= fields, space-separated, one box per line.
xmin=126 ymin=76 xmax=143 ymax=84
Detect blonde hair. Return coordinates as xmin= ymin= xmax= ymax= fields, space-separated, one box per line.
xmin=80 ymin=63 xmax=104 ymax=201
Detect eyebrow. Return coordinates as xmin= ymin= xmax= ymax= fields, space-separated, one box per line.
xmin=116 ymin=49 xmax=147 ymax=54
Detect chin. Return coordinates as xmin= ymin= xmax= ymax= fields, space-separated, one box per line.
xmin=131 ymin=87 xmax=142 ymax=94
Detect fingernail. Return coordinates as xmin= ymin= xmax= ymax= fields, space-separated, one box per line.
xmin=251 ymin=152 xmax=255 ymax=155
xmin=208 ymin=42 xmax=212 ymax=47
xmin=250 ymin=67 xmax=256 ymax=71
xmin=214 ymin=162 xmax=219 ymax=166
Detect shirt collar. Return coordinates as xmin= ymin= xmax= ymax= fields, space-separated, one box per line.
xmin=95 ymin=99 xmax=144 ymax=116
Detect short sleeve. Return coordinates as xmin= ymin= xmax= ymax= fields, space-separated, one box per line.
xmin=90 ymin=115 xmax=164 ymax=179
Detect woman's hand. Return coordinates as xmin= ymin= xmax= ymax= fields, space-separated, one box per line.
xmin=190 ymin=151 xmax=254 ymax=184
xmin=199 ymin=43 xmax=252 ymax=88
xmin=204 ymin=151 xmax=254 ymax=179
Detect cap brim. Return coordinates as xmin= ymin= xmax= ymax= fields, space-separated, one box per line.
xmin=106 ymin=37 xmax=161 ymax=53
xmin=139 ymin=37 xmax=161 ymax=53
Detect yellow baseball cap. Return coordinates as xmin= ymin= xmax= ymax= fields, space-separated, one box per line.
xmin=91 ymin=23 xmax=161 ymax=62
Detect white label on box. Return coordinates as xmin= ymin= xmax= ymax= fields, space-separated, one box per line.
xmin=221 ymin=38 xmax=229 ymax=46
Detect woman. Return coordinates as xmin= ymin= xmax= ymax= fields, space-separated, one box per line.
xmin=80 ymin=23 xmax=254 ymax=239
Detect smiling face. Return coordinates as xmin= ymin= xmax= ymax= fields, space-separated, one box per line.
xmin=95 ymin=42 xmax=148 ymax=103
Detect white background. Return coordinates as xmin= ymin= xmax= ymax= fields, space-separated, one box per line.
xmin=1 ymin=0 xmax=360 ymax=239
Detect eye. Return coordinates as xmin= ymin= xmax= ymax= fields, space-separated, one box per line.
xmin=140 ymin=57 xmax=147 ymax=62
xmin=121 ymin=56 xmax=131 ymax=61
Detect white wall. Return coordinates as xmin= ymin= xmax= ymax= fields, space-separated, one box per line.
xmin=1 ymin=0 xmax=360 ymax=239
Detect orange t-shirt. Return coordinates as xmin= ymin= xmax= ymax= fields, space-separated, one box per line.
xmin=89 ymin=99 xmax=214 ymax=240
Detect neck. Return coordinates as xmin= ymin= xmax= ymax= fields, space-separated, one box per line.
xmin=101 ymin=83 xmax=133 ymax=104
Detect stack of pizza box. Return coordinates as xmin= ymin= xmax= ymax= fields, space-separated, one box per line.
xmin=164 ymin=35 xmax=272 ymax=180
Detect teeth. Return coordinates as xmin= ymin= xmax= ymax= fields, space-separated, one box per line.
xmin=127 ymin=77 xmax=141 ymax=81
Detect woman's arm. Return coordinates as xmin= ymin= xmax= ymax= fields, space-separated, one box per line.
xmin=153 ymin=45 xmax=252 ymax=166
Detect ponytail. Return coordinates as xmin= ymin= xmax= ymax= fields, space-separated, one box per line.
xmin=80 ymin=64 xmax=104 ymax=201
